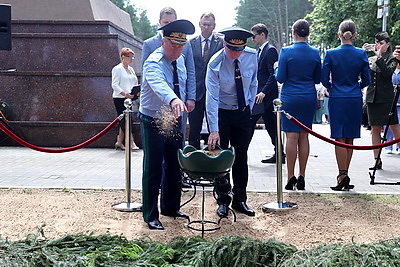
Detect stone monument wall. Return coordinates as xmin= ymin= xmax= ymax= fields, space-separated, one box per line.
xmin=0 ymin=0 xmax=143 ymax=148
xmin=1 ymin=0 xmax=134 ymax=34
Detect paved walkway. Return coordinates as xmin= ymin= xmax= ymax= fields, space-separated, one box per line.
xmin=1 ymin=124 xmax=400 ymax=194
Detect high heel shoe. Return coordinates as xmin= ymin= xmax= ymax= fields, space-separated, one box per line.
xmin=114 ymin=142 xmax=125 ymax=150
xmin=369 ymin=159 xmax=382 ymax=170
xmin=296 ymin=175 xmax=305 ymax=190
xmin=331 ymin=170 xmax=354 ymax=191
xmin=131 ymin=144 xmax=139 ymax=151
xmin=330 ymin=176 xmax=354 ymax=191
xmin=285 ymin=176 xmax=297 ymax=190
xmin=345 ymin=174 xmax=355 ymax=189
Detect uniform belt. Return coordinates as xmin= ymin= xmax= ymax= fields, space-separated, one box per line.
xmin=219 ymin=105 xmax=249 ymax=112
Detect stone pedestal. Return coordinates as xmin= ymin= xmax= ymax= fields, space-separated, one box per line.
xmin=0 ymin=19 xmax=143 ymax=148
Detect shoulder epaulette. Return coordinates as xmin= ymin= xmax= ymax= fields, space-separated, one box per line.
xmin=243 ymin=47 xmax=257 ymax=54
xmin=209 ymin=50 xmax=224 ymax=68
xmin=147 ymin=49 xmax=163 ymax=63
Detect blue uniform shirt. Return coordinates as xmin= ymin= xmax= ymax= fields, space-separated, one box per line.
xmin=141 ymin=32 xmax=196 ymax=101
xmin=206 ymin=47 xmax=258 ymax=132
xmin=140 ymin=47 xmax=187 ymax=118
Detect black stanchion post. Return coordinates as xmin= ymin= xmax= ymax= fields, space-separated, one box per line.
xmin=263 ymin=99 xmax=298 ymax=212
xmin=112 ymin=99 xmax=142 ymax=212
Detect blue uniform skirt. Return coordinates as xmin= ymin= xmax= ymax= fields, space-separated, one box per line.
xmin=329 ymin=97 xmax=362 ymax=139
xmin=281 ymin=93 xmax=317 ymax=132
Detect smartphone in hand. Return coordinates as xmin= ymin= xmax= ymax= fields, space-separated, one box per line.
xmin=131 ymin=85 xmax=141 ymax=100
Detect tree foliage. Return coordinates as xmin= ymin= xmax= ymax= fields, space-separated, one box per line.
xmin=236 ymin=0 xmax=400 ymax=51
xmin=307 ymin=0 xmax=400 ymax=50
xmin=235 ymin=0 xmax=313 ymax=50
xmin=109 ymin=0 xmax=157 ymax=40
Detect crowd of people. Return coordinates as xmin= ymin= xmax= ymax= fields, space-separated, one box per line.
xmin=110 ymin=7 xmax=400 ymax=230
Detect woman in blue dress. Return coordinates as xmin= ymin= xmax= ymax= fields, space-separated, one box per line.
xmin=321 ymin=19 xmax=370 ymax=190
xmin=276 ymin=19 xmax=321 ymax=190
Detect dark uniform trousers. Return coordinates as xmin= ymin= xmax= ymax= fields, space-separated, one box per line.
xmin=139 ymin=113 xmax=182 ymax=222
xmin=216 ymin=106 xmax=251 ymax=205
xmin=249 ymin=101 xmax=277 ymax=148
xmin=188 ymin=95 xmax=206 ymax=149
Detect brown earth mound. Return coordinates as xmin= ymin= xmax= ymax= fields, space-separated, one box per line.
xmin=1 ymin=189 xmax=399 ymax=249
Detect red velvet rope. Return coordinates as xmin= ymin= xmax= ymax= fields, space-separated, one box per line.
xmin=0 ymin=117 xmax=121 ymax=153
xmin=287 ymin=114 xmax=400 ymax=150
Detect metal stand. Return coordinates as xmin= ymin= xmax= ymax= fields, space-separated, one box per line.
xmin=263 ymin=99 xmax=298 ymax=212
xmin=369 ymin=85 xmax=400 ymax=185
xmin=112 ymin=99 xmax=142 ymax=212
xmin=180 ymin=171 xmax=236 ymax=238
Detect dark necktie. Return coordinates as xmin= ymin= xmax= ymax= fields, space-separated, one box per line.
xmin=234 ymin=59 xmax=246 ymax=110
xmin=171 ymin=60 xmax=180 ymax=99
xmin=203 ymin=38 xmax=209 ymax=62
xmin=257 ymin=48 xmax=261 ymax=58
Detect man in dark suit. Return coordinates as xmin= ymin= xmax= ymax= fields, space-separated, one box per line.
xmin=189 ymin=12 xmax=223 ymax=149
xmin=249 ymin=23 xmax=284 ymax=164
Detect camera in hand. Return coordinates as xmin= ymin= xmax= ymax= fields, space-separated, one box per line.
xmin=367 ymin=44 xmax=376 ymax=51
xmin=131 ymin=85 xmax=141 ymax=100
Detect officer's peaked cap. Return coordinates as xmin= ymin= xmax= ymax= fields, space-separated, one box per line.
xmin=158 ymin=19 xmax=195 ymax=45
xmin=219 ymin=27 xmax=254 ymax=51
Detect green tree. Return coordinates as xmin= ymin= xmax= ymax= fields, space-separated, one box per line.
xmin=307 ymin=0 xmax=400 ymax=50
xmin=134 ymin=9 xmax=157 ymax=40
xmin=235 ymin=0 xmax=313 ymax=50
xmin=110 ymin=0 xmax=157 ymax=40
xmin=387 ymin=0 xmax=400 ymax=45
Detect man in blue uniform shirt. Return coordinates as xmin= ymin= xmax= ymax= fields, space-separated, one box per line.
xmin=142 ymin=7 xmax=195 ymax=189
xmin=206 ymin=27 xmax=258 ymax=217
xmin=140 ymin=19 xmax=195 ymax=230
xmin=141 ymin=7 xmax=196 ymax=105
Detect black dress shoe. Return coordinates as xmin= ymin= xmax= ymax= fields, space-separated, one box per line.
xmin=231 ymin=201 xmax=255 ymax=216
xmin=181 ymin=181 xmax=192 ymax=188
xmin=261 ymin=155 xmax=286 ymax=164
xmin=161 ymin=210 xmax=189 ymax=219
xmin=147 ymin=219 xmax=164 ymax=230
xmin=261 ymin=155 xmax=276 ymax=163
xmin=216 ymin=204 xmax=228 ymax=218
